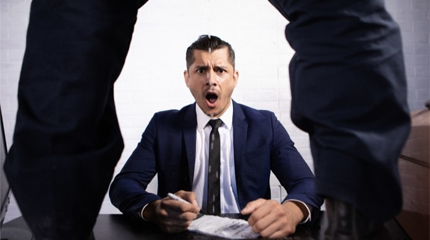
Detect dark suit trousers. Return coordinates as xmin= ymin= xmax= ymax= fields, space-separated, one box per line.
xmin=4 ymin=0 xmax=146 ymax=239
xmin=269 ymin=0 xmax=411 ymax=223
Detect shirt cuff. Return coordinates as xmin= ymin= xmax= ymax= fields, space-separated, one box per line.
xmin=284 ymin=199 xmax=311 ymax=224
xmin=139 ymin=203 xmax=149 ymax=221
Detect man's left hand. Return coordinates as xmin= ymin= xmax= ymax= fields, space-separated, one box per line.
xmin=240 ymin=199 xmax=305 ymax=238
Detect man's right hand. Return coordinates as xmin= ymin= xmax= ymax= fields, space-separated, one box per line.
xmin=142 ymin=190 xmax=201 ymax=233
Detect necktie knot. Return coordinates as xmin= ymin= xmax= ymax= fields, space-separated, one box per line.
xmin=208 ymin=119 xmax=222 ymax=130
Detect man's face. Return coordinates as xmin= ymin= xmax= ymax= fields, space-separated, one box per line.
xmin=184 ymin=47 xmax=238 ymax=118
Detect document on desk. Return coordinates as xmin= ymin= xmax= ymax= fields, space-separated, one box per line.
xmin=188 ymin=215 xmax=260 ymax=239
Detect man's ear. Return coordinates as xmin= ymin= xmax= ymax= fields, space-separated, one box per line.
xmin=233 ymin=70 xmax=239 ymax=86
xmin=184 ymin=70 xmax=190 ymax=87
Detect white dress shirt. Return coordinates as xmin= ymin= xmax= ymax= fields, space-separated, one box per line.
xmin=192 ymin=101 xmax=240 ymax=213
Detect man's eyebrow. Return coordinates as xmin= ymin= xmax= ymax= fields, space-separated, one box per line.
xmin=194 ymin=64 xmax=208 ymax=68
xmin=192 ymin=64 xmax=229 ymax=71
xmin=214 ymin=65 xmax=229 ymax=72
xmin=214 ymin=64 xmax=227 ymax=69
xmin=193 ymin=65 xmax=209 ymax=70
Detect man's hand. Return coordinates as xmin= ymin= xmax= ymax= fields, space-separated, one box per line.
xmin=143 ymin=190 xmax=200 ymax=233
xmin=241 ymin=199 xmax=306 ymax=238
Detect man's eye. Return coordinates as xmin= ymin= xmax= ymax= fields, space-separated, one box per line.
xmin=196 ymin=69 xmax=205 ymax=73
xmin=217 ymin=69 xmax=225 ymax=73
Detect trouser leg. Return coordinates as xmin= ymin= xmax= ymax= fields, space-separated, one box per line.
xmin=268 ymin=0 xmax=410 ymax=223
xmin=4 ymin=0 xmax=147 ymax=239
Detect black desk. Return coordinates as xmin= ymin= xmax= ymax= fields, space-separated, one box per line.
xmin=1 ymin=212 xmax=410 ymax=240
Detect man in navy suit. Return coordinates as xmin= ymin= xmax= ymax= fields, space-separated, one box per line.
xmin=109 ymin=35 xmax=323 ymax=238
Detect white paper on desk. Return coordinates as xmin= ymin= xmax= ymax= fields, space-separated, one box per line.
xmin=188 ymin=215 xmax=260 ymax=239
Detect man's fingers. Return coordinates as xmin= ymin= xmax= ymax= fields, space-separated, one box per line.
xmin=251 ymin=211 xmax=294 ymax=238
xmin=245 ymin=200 xmax=297 ymax=238
xmin=160 ymin=200 xmax=199 ymax=220
xmin=240 ymin=198 xmax=267 ymax=215
xmin=169 ymin=200 xmax=200 ymax=216
xmin=156 ymin=200 xmax=198 ymax=233
xmin=174 ymin=190 xmax=201 ymax=210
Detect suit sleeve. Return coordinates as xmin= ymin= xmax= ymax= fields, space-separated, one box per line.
xmin=109 ymin=114 xmax=161 ymax=220
xmin=269 ymin=113 xmax=324 ymax=213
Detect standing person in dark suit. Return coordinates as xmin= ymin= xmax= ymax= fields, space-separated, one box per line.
xmin=268 ymin=0 xmax=411 ymax=239
xmin=4 ymin=1 xmax=147 ymax=240
xmin=109 ymin=35 xmax=323 ymax=239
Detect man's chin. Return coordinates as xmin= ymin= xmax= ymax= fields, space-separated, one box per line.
xmin=204 ymin=109 xmax=220 ymax=118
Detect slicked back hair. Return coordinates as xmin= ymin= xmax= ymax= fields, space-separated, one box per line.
xmin=186 ymin=35 xmax=236 ymax=70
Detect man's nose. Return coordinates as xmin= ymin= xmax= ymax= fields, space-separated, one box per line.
xmin=206 ymin=71 xmax=218 ymax=86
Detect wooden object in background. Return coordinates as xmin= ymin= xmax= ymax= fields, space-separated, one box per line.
xmin=397 ymin=106 xmax=429 ymax=240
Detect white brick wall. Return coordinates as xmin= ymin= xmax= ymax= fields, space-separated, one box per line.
xmin=1 ymin=0 xmax=428 ymax=222
xmin=1 ymin=0 xmax=32 ymax=223
xmin=385 ymin=0 xmax=430 ymax=111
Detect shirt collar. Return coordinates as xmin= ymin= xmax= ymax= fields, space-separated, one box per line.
xmin=196 ymin=100 xmax=233 ymax=131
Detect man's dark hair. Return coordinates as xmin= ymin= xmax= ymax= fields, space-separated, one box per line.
xmin=186 ymin=35 xmax=235 ymax=70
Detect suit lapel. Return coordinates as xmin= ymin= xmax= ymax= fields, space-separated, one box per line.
xmin=183 ymin=103 xmax=197 ymax=187
xmin=232 ymin=101 xmax=248 ymax=208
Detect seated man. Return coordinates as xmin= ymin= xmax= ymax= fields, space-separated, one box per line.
xmin=109 ymin=35 xmax=323 ymax=238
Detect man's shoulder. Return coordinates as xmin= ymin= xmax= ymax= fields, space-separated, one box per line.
xmin=234 ymin=102 xmax=275 ymax=119
xmin=148 ymin=104 xmax=196 ymax=128
xmin=154 ymin=104 xmax=194 ymax=117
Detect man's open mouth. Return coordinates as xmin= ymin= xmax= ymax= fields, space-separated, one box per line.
xmin=206 ymin=93 xmax=218 ymax=104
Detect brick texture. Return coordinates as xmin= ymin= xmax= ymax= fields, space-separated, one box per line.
xmin=386 ymin=0 xmax=430 ymax=111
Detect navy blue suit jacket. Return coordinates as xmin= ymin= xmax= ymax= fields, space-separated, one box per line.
xmin=110 ymin=101 xmax=323 ymax=220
